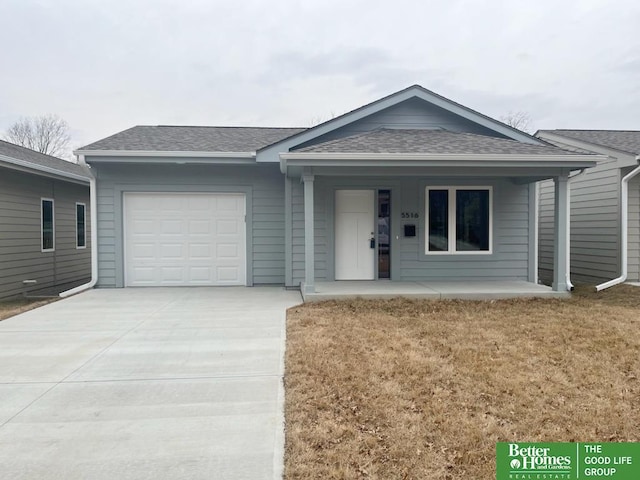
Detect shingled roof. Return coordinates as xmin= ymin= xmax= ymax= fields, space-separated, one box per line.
xmin=294 ymin=129 xmax=580 ymax=155
xmin=79 ymin=126 xmax=306 ymax=152
xmin=0 ymin=139 xmax=91 ymax=181
xmin=538 ymin=130 xmax=640 ymax=155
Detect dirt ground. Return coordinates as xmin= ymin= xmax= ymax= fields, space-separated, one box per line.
xmin=284 ymin=284 xmax=640 ymax=479
xmin=0 ymin=297 xmax=57 ymax=321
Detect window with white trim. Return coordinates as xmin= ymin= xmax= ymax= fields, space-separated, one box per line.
xmin=76 ymin=203 xmax=86 ymax=248
xmin=425 ymin=187 xmax=492 ymax=254
xmin=41 ymin=199 xmax=55 ymax=252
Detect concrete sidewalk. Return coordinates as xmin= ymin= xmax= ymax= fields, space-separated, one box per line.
xmin=0 ymin=287 xmax=301 ymax=480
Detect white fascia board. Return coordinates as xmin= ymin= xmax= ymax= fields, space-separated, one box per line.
xmin=74 ymin=149 xmax=256 ymax=159
xmin=280 ymin=152 xmax=602 ymax=165
xmin=0 ymin=154 xmax=91 ymax=184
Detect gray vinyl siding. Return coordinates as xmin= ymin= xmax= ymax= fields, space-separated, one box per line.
xmin=90 ymin=161 xmax=285 ymax=287
xmin=0 ymin=168 xmax=91 ymax=299
xmin=290 ymin=176 xmax=530 ymax=285
xmin=627 ymin=177 xmax=640 ymax=282
xmin=538 ymin=157 xmax=621 ymax=285
xmin=294 ymin=98 xmax=509 ymax=150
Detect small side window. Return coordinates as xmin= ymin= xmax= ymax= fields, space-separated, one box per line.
xmin=76 ymin=203 xmax=86 ymax=248
xmin=41 ymin=199 xmax=55 ymax=252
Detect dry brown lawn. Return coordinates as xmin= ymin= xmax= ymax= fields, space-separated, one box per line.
xmin=284 ymin=285 xmax=640 ymax=479
xmin=0 ymin=297 xmax=57 ymax=321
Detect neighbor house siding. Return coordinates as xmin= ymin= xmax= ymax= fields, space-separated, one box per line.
xmin=538 ymin=158 xmax=621 ymax=285
xmin=294 ymin=98 xmax=509 ymax=151
xmin=627 ymin=177 xmax=640 ymax=282
xmin=0 ymin=168 xmax=91 ymax=299
xmin=290 ymin=176 xmax=530 ymax=285
xmin=90 ymin=161 xmax=285 ymax=287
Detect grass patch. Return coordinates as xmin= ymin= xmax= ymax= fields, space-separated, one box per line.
xmin=284 ymin=284 xmax=640 ymax=479
xmin=0 ymin=297 xmax=57 ymax=321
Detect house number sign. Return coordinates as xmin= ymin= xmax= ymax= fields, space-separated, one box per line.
xmin=401 ymin=212 xmax=419 ymax=219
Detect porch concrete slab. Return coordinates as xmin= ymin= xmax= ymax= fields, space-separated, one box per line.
xmin=0 ymin=287 xmax=302 ymax=480
xmin=420 ymin=280 xmax=570 ymax=300
xmin=303 ymin=280 xmax=568 ymax=302
xmin=303 ymin=281 xmax=441 ymax=301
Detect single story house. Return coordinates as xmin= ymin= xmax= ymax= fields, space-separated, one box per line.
xmin=75 ymin=85 xmax=601 ymax=299
xmin=536 ymin=130 xmax=640 ymax=285
xmin=0 ymin=140 xmax=92 ymax=299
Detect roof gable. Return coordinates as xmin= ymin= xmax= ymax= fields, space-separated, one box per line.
xmin=256 ymin=85 xmax=545 ymax=162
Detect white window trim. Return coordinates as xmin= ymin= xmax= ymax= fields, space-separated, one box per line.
xmin=41 ymin=198 xmax=55 ymax=252
xmin=76 ymin=202 xmax=87 ymax=249
xmin=425 ymin=186 xmax=493 ymax=255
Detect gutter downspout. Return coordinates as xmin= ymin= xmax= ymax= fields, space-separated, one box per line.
xmin=595 ymin=156 xmax=640 ymax=291
xmin=565 ymin=168 xmax=587 ymax=290
xmin=59 ymin=158 xmax=98 ymax=298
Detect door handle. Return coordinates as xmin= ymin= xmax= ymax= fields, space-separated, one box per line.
xmin=370 ymin=237 xmax=375 ymax=248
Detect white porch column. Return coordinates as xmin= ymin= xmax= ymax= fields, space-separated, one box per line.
xmin=553 ymin=173 xmax=569 ymax=291
xmin=302 ymin=173 xmax=315 ymax=293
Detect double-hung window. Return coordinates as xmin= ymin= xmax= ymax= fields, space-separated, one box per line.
xmin=76 ymin=203 xmax=86 ymax=248
xmin=425 ymin=187 xmax=492 ymax=254
xmin=41 ymin=199 xmax=55 ymax=252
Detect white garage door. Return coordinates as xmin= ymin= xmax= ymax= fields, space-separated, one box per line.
xmin=124 ymin=193 xmax=246 ymax=286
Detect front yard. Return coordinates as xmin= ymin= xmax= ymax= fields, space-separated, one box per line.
xmin=284 ymin=285 xmax=640 ymax=479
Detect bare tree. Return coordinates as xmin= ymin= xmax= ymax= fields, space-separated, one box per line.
xmin=500 ymin=111 xmax=534 ymax=134
xmin=4 ymin=114 xmax=71 ymax=158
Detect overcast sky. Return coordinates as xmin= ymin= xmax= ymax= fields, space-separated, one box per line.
xmin=1 ymin=0 xmax=639 ymax=155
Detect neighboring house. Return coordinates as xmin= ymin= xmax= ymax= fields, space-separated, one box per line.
xmin=536 ymin=130 xmax=640 ymax=285
xmin=0 ymin=140 xmax=92 ymax=299
xmin=75 ymin=85 xmax=599 ymax=298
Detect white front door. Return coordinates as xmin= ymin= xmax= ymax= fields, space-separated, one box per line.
xmin=335 ymin=190 xmax=375 ymax=280
xmin=124 ymin=193 xmax=246 ymax=286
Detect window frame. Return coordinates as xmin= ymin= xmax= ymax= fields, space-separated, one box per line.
xmin=41 ymin=198 xmax=55 ymax=252
xmin=76 ymin=202 xmax=87 ymax=249
xmin=424 ymin=186 xmax=493 ymax=255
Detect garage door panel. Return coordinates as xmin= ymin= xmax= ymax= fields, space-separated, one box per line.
xmin=217 ymin=266 xmax=241 ymax=282
xmin=160 ymin=267 xmax=184 ymax=283
xmin=125 ymin=193 xmax=246 ymax=286
xmin=159 ymin=244 xmax=184 ymax=259
xmin=132 ymin=244 xmax=156 ymax=259
xmin=217 ymin=219 xmax=240 ymax=235
xmin=216 ymin=243 xmax=239 ymax=258
xmin=161 ymin=219 xmax=184 ymax=234
xmin=189 ymin=220 xmax=211 ymax=234
xmin=189 ymin=244 xmax=212 ymax=259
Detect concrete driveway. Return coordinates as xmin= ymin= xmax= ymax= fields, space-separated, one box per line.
xmin=0 ymin=287 xmax=301 ymax=480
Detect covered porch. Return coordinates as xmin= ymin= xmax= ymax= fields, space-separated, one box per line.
xmin=302 ymin=280 xmax=569 ymax=302
xmin=280 ymin=129 xmax=601 ymax=300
